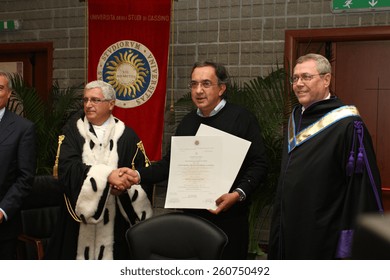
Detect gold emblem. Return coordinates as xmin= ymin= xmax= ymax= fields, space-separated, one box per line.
xmin=97 ymin=40 xmax=159 ymax=108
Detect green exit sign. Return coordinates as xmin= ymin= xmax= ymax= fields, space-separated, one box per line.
xmin=332 ymin=0 xmax=390 ymax=13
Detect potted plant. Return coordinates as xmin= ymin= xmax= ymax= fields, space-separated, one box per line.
xmin=7 ymin=74 xmax=83 ymax=175
xmin=229 ymin=67 xmax=294 ymax=257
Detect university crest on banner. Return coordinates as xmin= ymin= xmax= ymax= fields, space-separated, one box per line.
xmin=88 ymin=0 xmax=171 ymax=161
xmin=97 ymin=40 xmax=158 ymax=109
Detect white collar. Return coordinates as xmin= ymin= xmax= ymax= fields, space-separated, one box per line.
xmin=92 ymin=118 xmax=110 ymax=141
xmin=301 ymin=93 xmax=331 ymax=113
xmin=0 ymin=107 xmax=5 ymax=122
xmin=196 ymin=99 xmax=226 ymax=117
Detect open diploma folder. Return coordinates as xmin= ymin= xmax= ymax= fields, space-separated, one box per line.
xmin=164 ymin=124 xmax=251 ymax=210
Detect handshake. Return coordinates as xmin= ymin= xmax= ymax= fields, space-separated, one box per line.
xmin=108 ymin=167 xmax=141 ymax=195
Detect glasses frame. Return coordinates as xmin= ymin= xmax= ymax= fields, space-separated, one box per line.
xmin=188 ymin=80 xmax=219 ymax=90
xmin=82 ymin=97 xmax=113 ymax=105
xmin=290 ymin=73 xmax=327 ymax=85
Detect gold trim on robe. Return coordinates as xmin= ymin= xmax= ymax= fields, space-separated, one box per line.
xmin=288 ymin=105 xmax=360 ymax=153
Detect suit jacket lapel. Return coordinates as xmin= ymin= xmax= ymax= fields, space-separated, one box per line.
xmin=0 ymin=109 xmax=16 ymax=145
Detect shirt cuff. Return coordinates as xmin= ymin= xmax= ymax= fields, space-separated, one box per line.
xmin=0 ymin=208 xmax=8 ymax=221
xmin=135 ymin=170 xmax=141 ymax=184
xmin=233 ymin=187 xmax=247 ymax=201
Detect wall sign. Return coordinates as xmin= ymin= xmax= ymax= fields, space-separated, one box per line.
xmin=332 ymin=0 xmax=390 ymax=13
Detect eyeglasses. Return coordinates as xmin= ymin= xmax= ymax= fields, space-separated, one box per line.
xmin=290 ymin=73 xmax=326 ymax=84
xmin=188 ymin=80 xmax=219 ymax=89
xmin=82 ymin=97 xmax=112 ymax=104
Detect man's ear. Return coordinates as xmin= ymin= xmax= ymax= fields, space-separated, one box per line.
xmin=323 ymin=73 xmax=332 ymax=88
xmin=109 ymin=100 xmax=116 ymax=111
xmin=218 ymin=83 xmax=227 ymax=97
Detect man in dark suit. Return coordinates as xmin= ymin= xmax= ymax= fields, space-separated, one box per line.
xmin=0 ymin=70 xmax=36 ymax=259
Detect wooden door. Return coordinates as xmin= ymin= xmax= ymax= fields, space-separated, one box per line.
xmin=334 ymin=41 xmax=390 ymax=211
xmin=0 ymin=53 xmax=34 ymax=86
xmin=0 ymin=42 xmax=53 ymax=101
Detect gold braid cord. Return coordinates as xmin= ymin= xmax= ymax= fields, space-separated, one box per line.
xmin=53 ymin=135 xmax=65 ymax=179
xmin=132 ymin=140 xmax=155 ymax=206
xmin=131 ymin=141 xmax=151 ymax=170
xmin=53 ymin=135 xmax=82 ymax=223
xmin=64 ymin=195 xmax=82 ymax=223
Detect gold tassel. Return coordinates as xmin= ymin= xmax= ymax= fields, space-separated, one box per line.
xmin=137 ymin=141 xmax=151 ymax=168
xmin=53 ymin=135 xmax=65 ymax=178
xmin=131 ymin=140 xmax=151 ymax=169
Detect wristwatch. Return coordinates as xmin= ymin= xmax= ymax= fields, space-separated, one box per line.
xmin=233 ymin=188 xmax=246 ymax=202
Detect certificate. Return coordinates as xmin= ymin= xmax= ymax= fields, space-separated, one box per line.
xmin=196 ymin=124 xmax=251 ymax=188
xmin=164 ymin=136 xmax=224 ymax=209
xmin=164 ymin=124 xmax=251 ymax=210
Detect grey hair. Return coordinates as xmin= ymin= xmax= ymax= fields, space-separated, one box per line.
xmin=84 ymin=80 xmax=116 ymax=100
xmin=295 ymin=53 xmax=332 ymax=74
xmin=0 ymin=70 xmax=13 ymax=90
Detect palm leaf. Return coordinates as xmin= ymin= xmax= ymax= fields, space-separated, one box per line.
xmin=7 ymin=74 xmax=83 ymax=175
xmin=230 ymin=66 xmax=294 ymax=255
xmin=9 ymin=74 xmax=45 ymax=127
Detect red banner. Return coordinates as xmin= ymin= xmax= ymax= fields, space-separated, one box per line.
xmin=88 ymin=0 xmax=171 ymax=161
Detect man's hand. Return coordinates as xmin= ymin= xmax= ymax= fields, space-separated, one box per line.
xmin=108 ymin=168 xmax=134 ymax=191
xmin=108 ymin=167 xmax=141 ymax=192
xmin=118 ymin=168 xmax=140 ymax=184
xmin=109 ymin=187 xmax=126 ymax=196
xmin=208 ymin=192 xmax=240 ymax=215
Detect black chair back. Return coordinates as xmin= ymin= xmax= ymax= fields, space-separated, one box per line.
xmin=17 ymin=175 xmax=63 ymax=259
xmin=125 ymin=212 xmax=228 ymax=259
